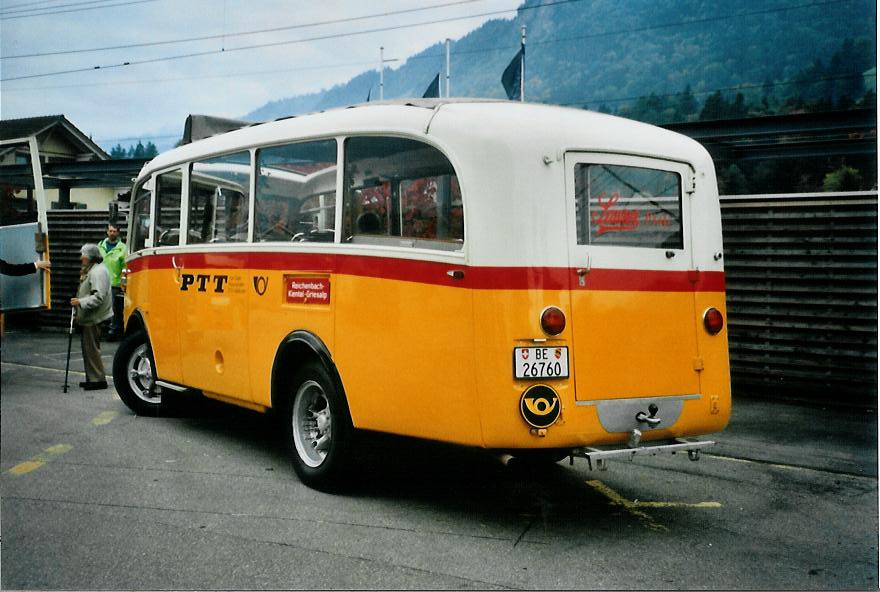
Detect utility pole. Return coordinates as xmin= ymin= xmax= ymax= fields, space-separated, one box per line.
xmin=520 ymin=24 xmax=526 ymax=102
xmin=445 ymin=38 xmax=451 ymax=98
xmin=379 ymin=46 xmax=385 ymax=101
xmin=378 ymin=47 xmax=399 ymax=101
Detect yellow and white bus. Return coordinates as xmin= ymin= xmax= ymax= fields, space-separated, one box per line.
xmin=115 ymin=99 xmax=730 ymax=490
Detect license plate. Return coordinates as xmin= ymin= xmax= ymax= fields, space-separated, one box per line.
xmin=513 ymin=347 xmax=569 ymax=380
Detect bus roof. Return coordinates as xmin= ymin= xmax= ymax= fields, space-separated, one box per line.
xmin=141 ymin=100 xmax=710 ymax=180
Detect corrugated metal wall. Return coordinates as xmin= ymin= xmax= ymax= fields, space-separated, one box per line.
xmin=35 ymin=193 xmax=878 ymax=402
xmin=42 ymin=210 xmax=126 ymax=329
xmin=721 ymin=191 xmax=878 ymax=402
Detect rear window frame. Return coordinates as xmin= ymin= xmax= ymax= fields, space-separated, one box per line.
xmin=574 ymin=162 xmax=684 ymax=251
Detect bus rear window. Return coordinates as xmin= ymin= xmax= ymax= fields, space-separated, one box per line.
xmin=574 ymin=164 xmax=682 ymax=249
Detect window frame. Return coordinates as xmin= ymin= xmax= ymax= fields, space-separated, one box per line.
xmin=150 ymin=166 xmax=186 ymax=249
xmin=185 ymin=150 xmax=254 ymax=246
xmin=575 ymin=162 xmax=684 ymax=250
xmin=128 ymin=176 xmax=155 ymax=253
xmin=564 ymin=151 xmax=695 ymax=271
xmin=253 ymin=137 xmax=340 ymax=245
xmin=340 ymin=134 xmax=466 ymax=253
xmin=129 ymin=131 xmax=467 ymax=259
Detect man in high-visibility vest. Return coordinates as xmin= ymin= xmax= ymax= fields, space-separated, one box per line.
xmin=98 ymin=222 xmax=126 ymax=341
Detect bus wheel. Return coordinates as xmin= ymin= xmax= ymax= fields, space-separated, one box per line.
xmin=113 ymin=331 xmax=164 ymax=415
xmin=285 ymin=362 xmax=353 ymax=491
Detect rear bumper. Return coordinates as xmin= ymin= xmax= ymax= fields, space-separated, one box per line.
xmin=571 ymin=437 xmax=714 ymax=470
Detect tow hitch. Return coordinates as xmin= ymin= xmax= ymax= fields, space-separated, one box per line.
xmin=569 ymin=437 xmax=714 ymax=471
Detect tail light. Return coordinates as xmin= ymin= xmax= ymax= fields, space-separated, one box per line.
xmin=541 ymin=306 xmax=566 ymax=336
xmin=121 ymin=268 xmax=129 ymax=292
xmin=703 ymin=307 xmax=724 ymax=335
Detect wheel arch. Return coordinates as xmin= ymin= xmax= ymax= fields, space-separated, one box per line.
xmin=270 ymin=331 xmax=347 ymax=413
xmin=124 ymin=309 xmax=149 ymax=339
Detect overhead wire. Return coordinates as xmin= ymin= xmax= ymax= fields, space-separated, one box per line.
xmin=1 ymin=0 xmax=856 ymax=83
xmin=3 ymin=0 xmax=868 ymax=143
xmin=0 ymin=0 xmax=588 ymax=80
xmin=0 ymin=0 xmax=139 ymax=16
xmin=1 ymin=0 xmax=493 ymax=59
xmin=0 ymin=0 xmax=158 ymax=19
xmin=0 ymin=0 xmax=122 ymax=13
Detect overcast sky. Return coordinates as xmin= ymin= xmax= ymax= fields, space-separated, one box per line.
xmin=1 ymin=0 xmax=521 ymax=150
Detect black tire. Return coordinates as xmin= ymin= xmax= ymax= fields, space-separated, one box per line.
xmin=283 ymin=361 xmax=354 ymax=492
xmin=112 ymin=330 xmax=165 ymax=415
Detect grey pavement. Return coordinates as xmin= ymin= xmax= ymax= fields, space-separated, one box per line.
xmin=1 ymin=330 xmax=877 ymax=590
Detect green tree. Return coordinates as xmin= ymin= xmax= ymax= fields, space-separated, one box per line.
xmin=700 ymin=91 xmax=725 ymax=120
xmin=729 ymin=93 xmax=747 ymax=118
xmin=133 ymin=141 xmax=146 ymax=159
xmin=145 ymin=142 xmax=158 ymax=158
xmin=676 ymin=85 xmax=699 ymax=121
xmin=823 ymin=165 xmax=863 ymax=191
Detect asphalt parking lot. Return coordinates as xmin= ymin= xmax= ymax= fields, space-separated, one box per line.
xmin=1 ymin=331 xmax=877 ymax=590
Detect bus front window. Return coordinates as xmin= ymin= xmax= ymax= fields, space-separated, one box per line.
xmin=129 ymin=181 xmax=153 ymax=252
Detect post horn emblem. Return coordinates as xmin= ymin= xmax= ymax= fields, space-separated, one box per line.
xmin=519 ymin=385 xmax=561 ymax=429
xmin=253 ymin=275 xmax=268 ymax=296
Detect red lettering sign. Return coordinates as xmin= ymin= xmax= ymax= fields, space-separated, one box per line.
xmin=591 ymin=192 xmax=640 ymax=235
xmin=285 ymin=276 xmax=331 ymax=304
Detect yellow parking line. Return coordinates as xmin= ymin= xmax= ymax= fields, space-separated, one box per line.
xmin=586 ymin=479 xmax=667 ymax=532
xmin=585 ymin=479 xmax=721 ymax=532
xmin=7 ymin=444 xmax=72 ymax=476
xmin=90 ymin=411 xmax=118 ymax=426
xmin=632 ymin=500 xmax=722 ymax=508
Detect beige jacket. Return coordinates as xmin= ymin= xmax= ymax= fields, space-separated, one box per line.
xmin=76 ymin=263 xmax=113 ymax=326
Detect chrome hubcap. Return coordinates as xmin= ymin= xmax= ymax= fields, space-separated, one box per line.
xmin=292 ymin=380 xmax=332 ymax=468
xmin=127 ymin=343 xmax=159 ymax=404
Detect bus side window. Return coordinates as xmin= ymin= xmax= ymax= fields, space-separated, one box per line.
xmin=254 ymin=139 xmax=337 ymax=243
xmin=188 ymin=151 xmax=251 ymax=244
xmin=155 ymin=170 xmax=183 ymax=247
xmin=130 ymin=180 xmax=153 ymax=252
xmin=343 ymin=136 xmax=463 ymax=250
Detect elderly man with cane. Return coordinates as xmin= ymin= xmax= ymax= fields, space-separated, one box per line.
xmin=70 ymin=243 xmax=112 ymax=390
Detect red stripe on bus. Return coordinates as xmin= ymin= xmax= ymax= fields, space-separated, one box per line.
xmin=127 ymin=252 xmax=725 ymax=292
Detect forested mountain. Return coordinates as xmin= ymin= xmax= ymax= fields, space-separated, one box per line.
xmin=245 ymin=0 xmax=876 ymax=123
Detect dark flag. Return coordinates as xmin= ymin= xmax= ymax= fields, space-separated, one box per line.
xmin=366 ymin=86 xmax=372 ymax=102
xmin=501 ymin=46 xmax=524 ymax=101
xmin=422 ymin=73 xmax=440 ymax=98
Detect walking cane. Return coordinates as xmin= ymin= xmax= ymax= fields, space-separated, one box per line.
xmin=63 ymin=305 xmax=75 ymax=393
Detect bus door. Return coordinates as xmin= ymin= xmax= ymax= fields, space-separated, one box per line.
xmin=176 ymin=153 xmax=253 ymax=401
xmin=0 ymin=137 xmax=50 ymax=313
xmin=563 ymin=153 xmax=701 ymax=404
